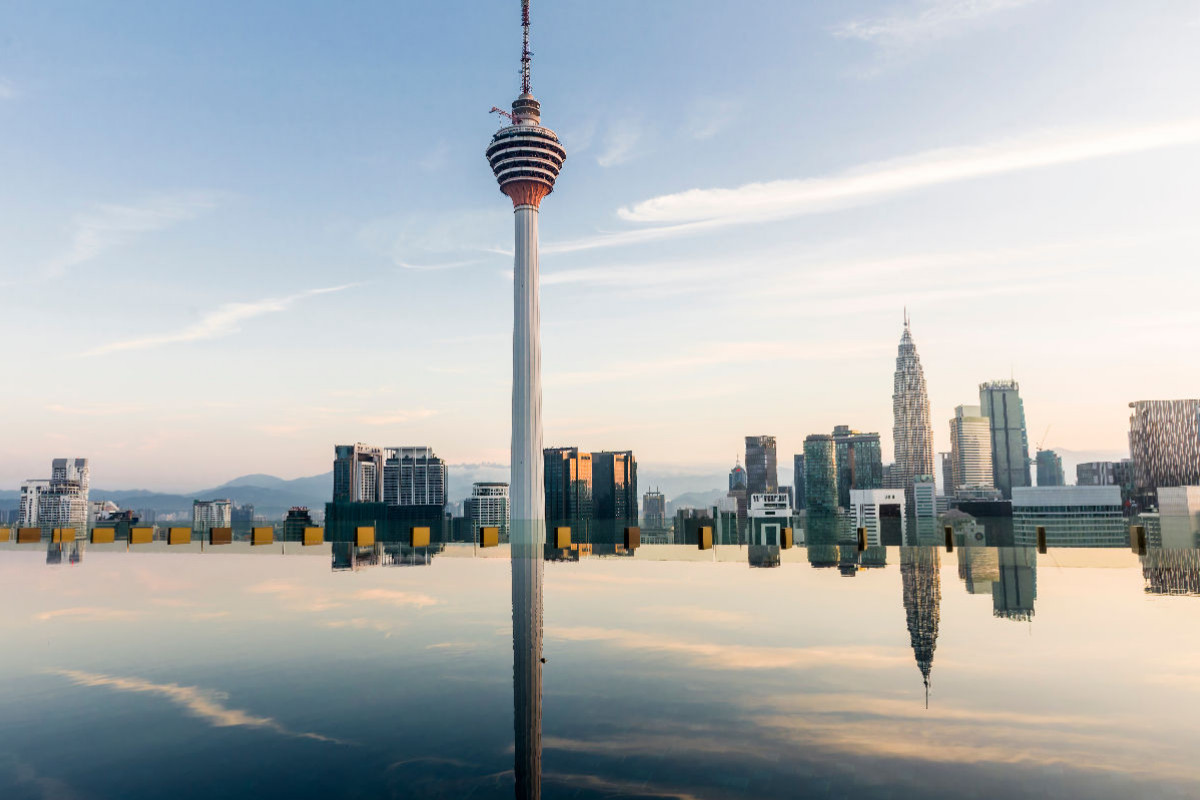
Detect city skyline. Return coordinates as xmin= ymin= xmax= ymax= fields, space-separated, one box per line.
xmin=3 ymin=1 xmax=1199 ymax=488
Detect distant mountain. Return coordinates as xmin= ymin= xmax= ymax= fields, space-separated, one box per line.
xmin=666 ymin=489 xmax=726 ymax=516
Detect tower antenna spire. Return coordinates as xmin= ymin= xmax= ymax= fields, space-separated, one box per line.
xmin=521 ymin=0 xmax=532 ymax=94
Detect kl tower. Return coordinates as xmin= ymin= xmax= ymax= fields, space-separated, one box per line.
xmin=486 ymin=2 xmax=564 ymax=798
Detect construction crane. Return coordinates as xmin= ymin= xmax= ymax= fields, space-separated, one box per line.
xmin=489 ymin=106 xmax=514 ymax=127
xmin=1036 ymin=424 xmax=1052 ymax=452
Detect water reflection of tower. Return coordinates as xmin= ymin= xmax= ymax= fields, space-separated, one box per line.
xmin=901 ymin=547 xmax=941 ymax=706
xmin=993 ymin=547 xmax=1036 ymax=621
xmin=511 ymin=489 xmax=544 ymax=800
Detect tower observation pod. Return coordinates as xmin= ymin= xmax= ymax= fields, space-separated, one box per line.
xmin=487 ymin=2 xmax=563 ymax=799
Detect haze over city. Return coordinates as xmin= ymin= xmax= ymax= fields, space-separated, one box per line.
xmin=2 ymin=0 xmax=1198 ymax=489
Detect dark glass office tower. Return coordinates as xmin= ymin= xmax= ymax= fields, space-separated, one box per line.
xmin=543 ymin=447 xmax=592 ymax=523
xmin=592 ymin=450 xmax=637 ymax=523
xmin=744 ymin=435 xmax=778 ymax=494
xmin=803 ymin=434 xmax=838 ymax=513
xmin=832 ymin=425 xmax=884 ymax=509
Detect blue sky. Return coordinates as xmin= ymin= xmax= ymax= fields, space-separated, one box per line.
xmin=2 ymin=0 xmax=1199 ymax=489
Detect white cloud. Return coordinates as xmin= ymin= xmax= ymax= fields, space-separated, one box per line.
xmin=81 ymin=283 xmax=355 ymax=356
xmin=49 ymin=669 xmax=344 ymax=743
xmin=833 ymin=0 xmax=1039 ymax=49
xmin=45 ymin=192 xmax=219 ymax=278
xmin=0 ymin=79 xmax=15 ymax=99
xmin=617 ymin=119 xmax=1200 ymax=226
xmin=595 ymin=123 xmax=642 ymax=167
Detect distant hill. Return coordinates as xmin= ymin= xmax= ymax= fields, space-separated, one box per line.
xmin=666 ymin=489 xmax=726 ymax=516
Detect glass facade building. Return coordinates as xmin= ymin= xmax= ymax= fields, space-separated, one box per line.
xmin=832 ymin=425 xmax=883 ymax=510
xmin=803 ymin=434 xmax=839 ymax=514
xmin=891 ymin=318 xmax=935 ymax=498
xmin=1036 ymin=450 xmax=1065 ymax=487
xmin=979 ymin=380 xmax=1031 ymax=499
xmin=744 ymin=436 xmax=778 ymax=494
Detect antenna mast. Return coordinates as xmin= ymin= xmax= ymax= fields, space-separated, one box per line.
xmin=521 ymin=0 xmax=532 ymax=94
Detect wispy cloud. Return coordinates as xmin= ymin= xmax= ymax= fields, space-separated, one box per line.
xmin=595 ymin=123 xmax=642 ymax=167
xmin=48 ymin=669 xmax=345 ymax=743
xmin=35 ymin=607 xmax=141 ymax=623
xmin=45 ymin=192 xmax=219 ymax=279
xmin=0 ymin=79 xmax=15 ymax=100
xmin=81 ymin=284 xmax=355 ymax=356
xmin=833 ymin=0 xmax=1039 ymax=49
xmin=618 ymin=119 xmax=1200 ymax=226
xmin=395 ymin=258 xmax=482 ymax=271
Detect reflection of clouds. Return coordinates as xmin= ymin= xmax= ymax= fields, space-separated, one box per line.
xmin=246 ymin=579 xmax=345 ymax=612
xmin=35 ymin=607 xmax=141 ymax=622
xmin=649 ymin=606 xmax=751 ymax=626
xmin=544 ymin=771 xmax=702 ymax=800
xmin=0 ymin=753 xmax=86 ymax=800
xmin=548 ymin=626 xmax=908 ymax=670
xmin=354 ymin=588 xmax=438 ymax=608
xmin=321 ymin=618 xmax=398 ymax=635
xmin=48 ymin=669 xmax=346 ymax=745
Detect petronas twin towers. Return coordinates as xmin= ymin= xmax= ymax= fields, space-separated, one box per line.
xmin=891 ymin=315 xmax=935 ymax=494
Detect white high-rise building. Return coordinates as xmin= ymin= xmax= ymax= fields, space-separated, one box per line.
xmin=18 ymin=480 xmax=50 ymax=526
xmin=383 ymin=446 xmax=448 ymax=507
xmin=949 ymin=405 xmax=994 ymax=495
xmin=465 ymin=482 xmax=509 ymax=537
xmin=18 ymin=458 xmax=90 ymax=531
xmin=192 ymin=499 xmax=232 ymax=531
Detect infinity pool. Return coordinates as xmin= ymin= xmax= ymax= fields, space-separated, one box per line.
xmin=2 ymin=541 xmax=1197 ymax=799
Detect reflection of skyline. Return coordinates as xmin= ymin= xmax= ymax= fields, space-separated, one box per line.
xmin=512 ymin=521 xmax=544 ymax=799
xmin=901 ymin=547 xmax=940 ymax=706
xmin=1142 ymin=548 xmax=1200 ymax=596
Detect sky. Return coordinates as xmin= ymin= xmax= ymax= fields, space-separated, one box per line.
xmin=1 ymin=0 xmax=1199 ymax=491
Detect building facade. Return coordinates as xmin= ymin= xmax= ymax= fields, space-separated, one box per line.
xmin=851 ymin=488 xmax=907 ymax=546
xmin=192 ymin=499 xmax=233 ymax=531
xmin=832 ymin=425 xmax=883 ymax=510
xmin=544 ymin=447 xmax=592 ymax=523
xmin=1012 ymin=486 xmax=1125 ymax=547
xmin=1036 ymin=450 xmax=1065 ymax=487
xmin=592 ymin=451 xmax=637 ymax=522
xmin=641 ymin=489 xmax=667 ymax=528
xmin=1129 ymin=400 xmax=1200 ymax=506
xmin=383 ymin=446 xmax=447 ymax=508
xmin=18 ymin=458 xmax=90 ymax=531
xmin=333 ymin=443 xmax=384 ymax=503
xmin=891 ymin=317 xmax=935 ymax=498
xmin=793 ymin=454 xmax=806 ymax=511
xmin=803 ymin=434 xmax=839 ymax=513
xmin=949 ymin=405 xmax=994 ymax=495
xmin=744 ymin=436 xmax=778 ymax=494
xmin=979 ymin=380 xmax=1031 ymax=499
xmin=465 ymin=482 xmax=510 ymax=537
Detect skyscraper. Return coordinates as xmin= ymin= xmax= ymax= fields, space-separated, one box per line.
xmin=803 ymin=434 xmax=839 ymax=513
xmin=1128 ymin=399 xmax=1200 ymax=506
xmin=792 ymin=453 xmax=806 ymax=511
xmin=979 ymin=379 xmax=1031 ymax=499
xmin=948 ymin=405 xmax=993 ymax=494
xmin=1035 ymin=449 xmax=1065 ymax=487
xmin=192 ymin=499 xmax=232 ymax=531
xmin=744 ymin=436 xmax=778 ymax=494
xmin=938 ymin=451 xmax=953 ymax=497
xmin=641 ymin=489 xmax=666 ymax=528
xmin=592 ymin=451 xmax=637 ymax=523
xmin=383 ymin=446 xmax=448 ymax=508
xmin=543 ymin=447 xmax=591 ymax=523
xmin=832 ymin=425 xmax=884 ymax=509
xmin=891 ymin=314 xmax=934 ymax=499
xmin=488 ymin=0 xmax=565 ymax=561
xmin=333 ymin=443 xmax=383 ymax=503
